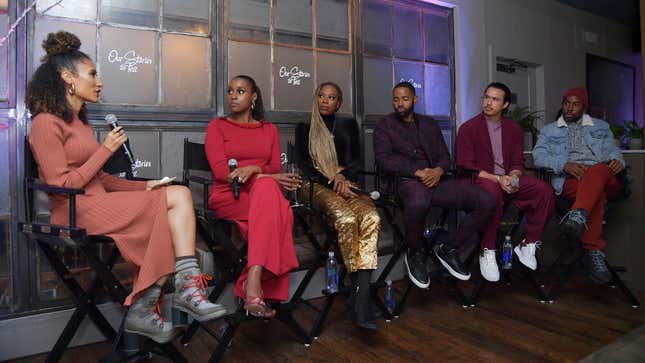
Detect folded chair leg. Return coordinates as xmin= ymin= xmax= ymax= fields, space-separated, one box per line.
xmin=277 ymin=309 xmax=312 ymax=347
xmin=208 ymin=314 xmax=242 ymax=363
xmin=469 ymin=280 xmax=487 ymax=307
xmin=547 ymin=258 xmax=580 ymax=301
xmin=447 ymin=278 xmax=472 ymax=308
xmin=309 ymin=294 xmax=336 ymax=339
xmin=606 ymin=263 xmax=641 ymax=309
xmin=526 ymin=269 xmax=551 ymax=303
xmin=391 ymin=280 xmax=413 ymax=318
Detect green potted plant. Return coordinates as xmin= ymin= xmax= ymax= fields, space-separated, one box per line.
xmin=626 ymin=120 xmax=643 ymax=150
xmin=506 ymin=106 xmax=541 ymax=150
xmin=610 ymin=124 xmax=626 ymax=148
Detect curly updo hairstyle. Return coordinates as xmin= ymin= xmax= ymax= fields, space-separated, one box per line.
xmin=26 ymin=31 xmax=92 ymax=123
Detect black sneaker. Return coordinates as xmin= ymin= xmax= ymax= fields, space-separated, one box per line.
xmin=405 ymin=251 xmax=430 ymax=288
xmin=560 ymin=208 xmax=589 ymax=242
xmin=435 ymin=244 xmax=471 ymax=281
xmin=583 ymin=249 xmax=612 ymax=284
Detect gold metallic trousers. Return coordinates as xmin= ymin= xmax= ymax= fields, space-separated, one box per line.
xmin=302 ymin=181 xmax=380 ymax=272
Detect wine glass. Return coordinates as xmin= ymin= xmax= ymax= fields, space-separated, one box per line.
xmin=285 ymin=163 xmax=303 ymax=208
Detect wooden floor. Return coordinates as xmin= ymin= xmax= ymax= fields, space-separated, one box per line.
xmin=11 ymin=277 xmax=645 ymax=363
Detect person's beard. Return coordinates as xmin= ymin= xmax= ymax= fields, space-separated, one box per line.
xmin=395 ymin=105 xmax=414 ymax=119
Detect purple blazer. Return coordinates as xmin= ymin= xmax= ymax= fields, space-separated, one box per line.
xmin=373 ymin=113 xmax=451 ymax=178
xmin=456 ymin=112 xmax=525 ymax=174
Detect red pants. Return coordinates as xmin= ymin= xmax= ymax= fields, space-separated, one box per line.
xmin=562 ymin=163 xmax=622 ymax=250
xmin=477 ymin=175 xmax=555 ymax=249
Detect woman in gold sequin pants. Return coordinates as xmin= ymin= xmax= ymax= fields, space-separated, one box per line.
xmin=295 ymin=82 xmax=380 ymax=330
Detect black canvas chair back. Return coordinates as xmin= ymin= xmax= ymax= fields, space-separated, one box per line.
xmin=19 ymin=136 xmax=187 ymax=363
xmin=180 ymin=139 xmax=327 ymax=362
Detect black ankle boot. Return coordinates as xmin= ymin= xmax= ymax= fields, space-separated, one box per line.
xmin=345 ymin=272 xmax=359 ymax=320
xmin=354 ymin=270 xmax=378 ymax=330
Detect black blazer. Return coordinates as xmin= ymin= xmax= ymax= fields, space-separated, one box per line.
xmin=294 ymin=116 xmax=361 ymax=185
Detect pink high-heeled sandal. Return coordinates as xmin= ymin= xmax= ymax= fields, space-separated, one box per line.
xmin=242 ymin=281 xmax=276 ymax=319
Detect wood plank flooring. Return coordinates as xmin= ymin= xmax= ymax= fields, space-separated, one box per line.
xmin=9 ymin=277 xmax=645 ymax=363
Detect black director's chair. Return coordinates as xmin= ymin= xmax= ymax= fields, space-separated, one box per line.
xmin=537 ymin=167 xmax=640 ymax=308
xmin=458 ymin=167 xmax=551 ymax=306
xmin=180 ymin=139 xmax=328 ymax=362
xmin=19 ymin=137 xmax=187 ymax=363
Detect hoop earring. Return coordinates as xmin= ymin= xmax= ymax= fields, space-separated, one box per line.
xmin=251 ymin=101 xmax=255 ymax=110
xmin=68 ymin=83 xmax=76 ymax=96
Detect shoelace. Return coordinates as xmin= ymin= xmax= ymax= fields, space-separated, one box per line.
xmin=151 ymin=293 xmax=164 ymax=327
xmin=589 ymin=251 xmax=606 ymax=269
xmin=560 ymin=210 xmax=588 ymax=230
xmin=522 ymin=241 xmax=542 ymax=254
xmin=183 ymin=273 xmax=213 ymax=303
xmin=482 ymin=249 xmax=496 ymax=264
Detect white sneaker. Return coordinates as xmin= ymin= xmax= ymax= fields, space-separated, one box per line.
xmin=479 ymin=249 xmax=500 ymax=282
xmin=514 ymin=241 xmax=540 ymax=270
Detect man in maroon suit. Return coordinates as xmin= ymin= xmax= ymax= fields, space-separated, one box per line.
xmin=457 ymin=82 xmax=555 ymax=282
xmin=374 ymin=82 xmax=496 ymax=289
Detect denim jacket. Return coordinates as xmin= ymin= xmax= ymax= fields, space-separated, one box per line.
xmin=532 ymin=114 xmax=625 ymax=194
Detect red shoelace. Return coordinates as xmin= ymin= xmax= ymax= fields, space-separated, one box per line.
xmin=183 ymin=273 xmax=213 ymax=303
xmin=151 ymin=293 xmax=165 ymax=326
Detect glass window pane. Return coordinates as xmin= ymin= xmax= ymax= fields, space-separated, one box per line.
xmin=424 ymin=63 xmax=451 ymax=116
xmin=275 ymin=0 xmax=312 ymax=46
xmin=33 ymin=18 xmax=97 ymax=73
xmin=229 ymin=0 xmax=270 ymax=41
xmin=99 ymin=27 xmax=157 ymax=105
xmin=101 ymin=0 xmax=159 ymax=28
xmin=317 ymin=0 xmax=349 ymax=50
xmin=363 ymin=56 xmax=392 ymax=115
xmin=37 ymin=0 xmax=97 ymax=20
xmin=425 ymin=11 xmax=450 ymax=64
xmin=227 ymin=41 xmax=271 ymax=111
xmin=393 ymin=6 xmax=422 ymax=60
xmin=161 ymin=34 xmax=210 ymax=108
xmin=163 ymin=0 xmax=210 ymax=34
xmin=395 ymin=61 xmax=424 ymax=115
xmin=317 ymin=52 xmax=352 ymax=114
xmin=362 ymin=0 xmax=391 ymax=57
xmin=0 ymin=8 xmax=8 ymax=100
xmin=273 ymin=47 xmax=313 ymax=111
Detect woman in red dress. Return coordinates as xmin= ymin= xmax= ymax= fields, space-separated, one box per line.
xmin=205 ymin=75 xmax=300 ymax=318
xmin=26 ymin=31 xmax=225 ymax=344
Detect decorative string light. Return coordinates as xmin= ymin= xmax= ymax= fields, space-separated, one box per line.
xmin=0 ymin=0 xmax=64 ymax=48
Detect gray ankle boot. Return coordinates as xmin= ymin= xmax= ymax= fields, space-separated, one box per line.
xmin=173 ymin=258 xmax=227 ymax=322
xmin=124 ymin=286 xmax=178 ymax=344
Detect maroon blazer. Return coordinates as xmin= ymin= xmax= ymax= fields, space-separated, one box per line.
xmin=456 ymin=112 xmax=525 ymax=174
xmin=374 ymin=113 xmax=451 ymax=178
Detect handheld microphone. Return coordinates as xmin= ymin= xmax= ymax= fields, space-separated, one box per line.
xmin=105 ymin=114 xmax=135 ymax=165
xmin=350 ymin=188 xmax=381 ymax=201
xmin=228 ymin=159 xmax=240 ymax=199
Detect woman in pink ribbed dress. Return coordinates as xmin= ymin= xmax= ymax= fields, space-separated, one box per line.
xmin=205 ymin=75 xmax=300 ymax=318
xmin=26 ymin=31 xmax=225 ymax=344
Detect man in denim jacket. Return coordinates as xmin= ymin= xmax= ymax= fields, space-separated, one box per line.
xmin=532 ymin=87 xmax=625 ymax=283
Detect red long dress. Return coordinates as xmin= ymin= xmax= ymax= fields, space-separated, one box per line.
xmin=29 ymin=113 xmax=175 ymax=306
xmin=205 ymin=117 xmax=298 ymax=301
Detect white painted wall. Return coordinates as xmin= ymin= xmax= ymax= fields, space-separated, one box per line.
xmin=425 ymin=0 xmax=642 ymax=127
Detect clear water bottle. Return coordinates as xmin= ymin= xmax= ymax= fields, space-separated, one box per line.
xmin=423 ymin=226 xmax=433 ymax=240
xmin=384 ymin=280 xmax=395 ymax=314
xmin=502 ymin=235 xmax=513 ymax=270
xmin=325 ymin=251 xmax=339 ymax=293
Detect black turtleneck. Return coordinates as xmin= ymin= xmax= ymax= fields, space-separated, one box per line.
xmin=294 ymin=115 xmax=362 ymax=186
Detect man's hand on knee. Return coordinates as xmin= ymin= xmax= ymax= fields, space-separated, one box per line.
xmin=564 ymin=162 xmax=588 ymax=180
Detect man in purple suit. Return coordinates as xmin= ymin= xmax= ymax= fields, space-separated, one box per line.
xmin=374 ymin=82 xmax=496 ymax=289
xmin=457 ymin=82 xmax=555 ymax=282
